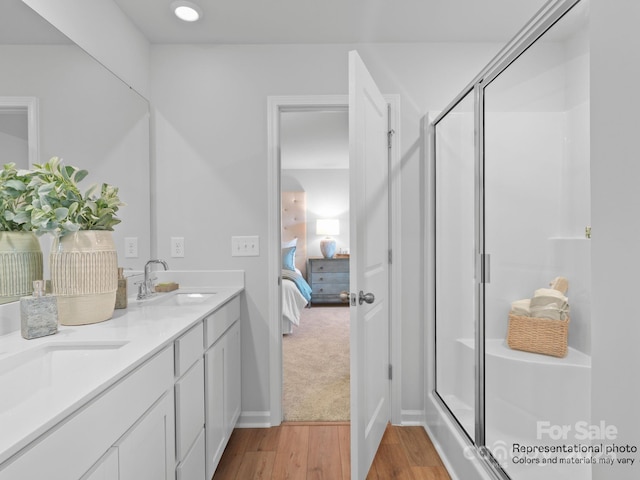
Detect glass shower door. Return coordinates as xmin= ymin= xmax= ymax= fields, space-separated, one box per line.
xmin=482 ymin=2 xmax=591 ymax=478
xmin=433 ymin=90 xmax=477 ymax=441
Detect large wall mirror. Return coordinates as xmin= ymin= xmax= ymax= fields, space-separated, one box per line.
xmin=0 ymin=0 xmax=151 ymax=305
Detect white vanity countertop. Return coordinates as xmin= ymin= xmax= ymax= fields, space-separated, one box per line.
xmin=0 ymin=284 xmax=243 ymax=465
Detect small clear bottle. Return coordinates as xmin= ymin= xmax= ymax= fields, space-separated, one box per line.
xmin=115 ymin=267 xmax=128 ymax=309
xmin=20 ymin=280 xmax=58 ymax=340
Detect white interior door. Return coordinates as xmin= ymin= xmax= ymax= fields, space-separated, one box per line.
xmin=348 ymin=50 xmax=390 ymax=480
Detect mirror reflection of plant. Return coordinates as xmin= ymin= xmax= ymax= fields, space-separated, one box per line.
xmin=27 ymin=157 xmax=124 ymax=237
xmin=0 ymin=162 xmax=34 ymax=231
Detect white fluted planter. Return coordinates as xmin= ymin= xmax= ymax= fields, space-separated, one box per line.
xmin=0 ymin=232 xmax=44 ymax=303
xmin=50 ymin=231 xmax=118 ymax=325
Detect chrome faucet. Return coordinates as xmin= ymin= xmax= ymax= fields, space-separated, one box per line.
xmin=138 ymin=259 xmax=169 ymax=300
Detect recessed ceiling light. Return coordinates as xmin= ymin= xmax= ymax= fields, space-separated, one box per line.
xmin=171 ymin=1 xmax=203 ymax=22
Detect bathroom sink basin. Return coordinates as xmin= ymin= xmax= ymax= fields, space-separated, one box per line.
xmin=150 ymin=292 xmax=217 ymax=306
xmin=0 ymin=341 xmax=128 ymax=411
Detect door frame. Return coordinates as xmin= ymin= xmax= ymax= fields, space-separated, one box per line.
xmin=0 ymin=96 xmax=39 ymax=166
xmin=267 ymin=94 xmax=402 ymax=426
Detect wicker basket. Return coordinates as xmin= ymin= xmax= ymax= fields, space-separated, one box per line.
xmin=507 ymin=313 xmax=569 ymax=358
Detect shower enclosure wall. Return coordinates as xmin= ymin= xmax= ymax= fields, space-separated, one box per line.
xmin=427 ymin=1 xmax=591 ymax=479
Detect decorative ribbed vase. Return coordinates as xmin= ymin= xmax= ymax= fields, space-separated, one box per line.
xmin=0 ymin=232 xmax=44 ymax=303
xmin=50 ymin=231 xmax=118 ymax=325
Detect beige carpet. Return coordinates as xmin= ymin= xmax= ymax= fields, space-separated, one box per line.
xmin=283 ymin=305 xmax=350 ymax=421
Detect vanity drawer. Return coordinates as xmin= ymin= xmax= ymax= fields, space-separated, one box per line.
xmin=175 ymin=322 xmax=204 ymax=378
xmin=175 ymin=358 xmax=205 ymax=461
xmin=205 ymin=296 xmax=240 ymax=348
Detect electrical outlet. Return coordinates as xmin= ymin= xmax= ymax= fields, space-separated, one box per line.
xmin=231 ymin=236 xmax=260 ymax=256
xmin=124 ymin=237 xmax=138 ymax=258
xmin=171 ymin=237 xmax=185 ymax=258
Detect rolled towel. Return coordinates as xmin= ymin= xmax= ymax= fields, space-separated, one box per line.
xmin=510 ymin=298 xmax=531 ymax=316
xmin=549 ymin=276 xmax=569 ymax=294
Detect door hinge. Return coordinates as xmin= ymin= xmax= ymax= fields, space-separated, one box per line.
xmin=388 ymin=249 xmax=392 ymax=264
xmin=388 ymin=364 xmax=393 ymax=380
xmin=387 ymin=129 xmax=395 ymax=149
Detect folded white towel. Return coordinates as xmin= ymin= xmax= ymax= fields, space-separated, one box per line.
xmin=534 ymin=288 xmax=568 ymax=303
xmin=530 ymin=293 xmax=569 ymax=320
xmin=510 ymin=298 xmax=531 ymax=316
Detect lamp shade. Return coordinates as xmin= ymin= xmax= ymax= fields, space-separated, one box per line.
xmin=316 ymin=219 xmax=340 ymax=236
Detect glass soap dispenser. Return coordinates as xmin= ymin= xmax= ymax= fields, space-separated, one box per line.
xmin=20 ymin=280 xmax=58 ymax=340
xmin=115 ymin=267 xmax=128 ymax=309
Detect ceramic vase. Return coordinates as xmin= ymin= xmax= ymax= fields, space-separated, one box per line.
xmin=50 ymin=231 xmax=118 ymax=325
xmin=0 ymin=232 xmax=43 ymax=303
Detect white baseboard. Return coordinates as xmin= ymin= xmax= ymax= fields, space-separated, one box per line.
xmin=236 ymin=409 xmax=427 ymax=429
xmin=400 ymin=409 xmax=426 ymax=426
xmin=236 ymin=411 xmax=273 ymax=428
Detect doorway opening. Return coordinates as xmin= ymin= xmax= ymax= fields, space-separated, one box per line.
xmin=280 ymin=107 xmax=351 ymax=422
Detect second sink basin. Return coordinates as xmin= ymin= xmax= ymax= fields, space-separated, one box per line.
xmin=151 ymin=292 xmax=217 ymax=307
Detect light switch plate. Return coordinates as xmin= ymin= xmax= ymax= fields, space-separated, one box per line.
xmin=231 ymin=236 xmax=259 ymax=256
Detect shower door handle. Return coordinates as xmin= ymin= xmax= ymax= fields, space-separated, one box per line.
xmin=479 ymin=253 xmax=491 ymax=284
xmin=358 ymin=291 xmax=375 ymax=305
xmin=483 ymin=254 xmax=490 ymax=284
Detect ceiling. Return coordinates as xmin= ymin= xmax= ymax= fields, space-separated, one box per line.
xmin=112 ymin=0 xmax=548 ymax=45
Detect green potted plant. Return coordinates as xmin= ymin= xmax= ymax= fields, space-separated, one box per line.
xmin=0 ymin=163 xmax=43 ymax=303
xmin=28 ymin=157 xmax=125 ymax=325
xmin=27 ymin=156 xmax=123 ymax=236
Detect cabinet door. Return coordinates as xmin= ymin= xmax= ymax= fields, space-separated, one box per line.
xmin=205 ymin=319 xmax=242 ymax=479
xmin=176 ymin=428 xmax=206 ymax=480
xmin=204 ymin=338 xmax=225 ymax=479
xmin=175 ymin=357 xmax=205 ymax=461
xmin=117 ymin=392 xmax=175 ymax=480
xmin=225 ymin=321 xmax=241 ymax=437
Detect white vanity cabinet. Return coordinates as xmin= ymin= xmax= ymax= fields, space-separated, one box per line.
xmin=0 ymin=346 xmax=175 ymax=480
xmin=204 ymin=296 xmax=242 ymax=479
xmin=0 ymin=289 xmax=244 ymax=480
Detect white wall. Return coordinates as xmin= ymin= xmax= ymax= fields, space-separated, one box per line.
xmin=281 ymin=169 xmax=350 ymax=258
xmin=150 ymin=42 xmax=501 ymax=420
xmin=591 ymin=0 xmax=640 ymax=478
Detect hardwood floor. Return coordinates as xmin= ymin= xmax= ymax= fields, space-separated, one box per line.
xmin=213 ymin=422 xmax=451 ymax=480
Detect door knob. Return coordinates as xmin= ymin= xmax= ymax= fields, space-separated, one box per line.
xmin=358 ymin=291 xmax=375 ymax=305
xmin=339 ymin=291 xmax=350 ymax=303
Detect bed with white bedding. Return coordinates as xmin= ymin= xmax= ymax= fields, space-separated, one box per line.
xmin=281 ymin=190 xmax=309 ymax=334
xmin=282 ymin=272 xmax=310 ymax=334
